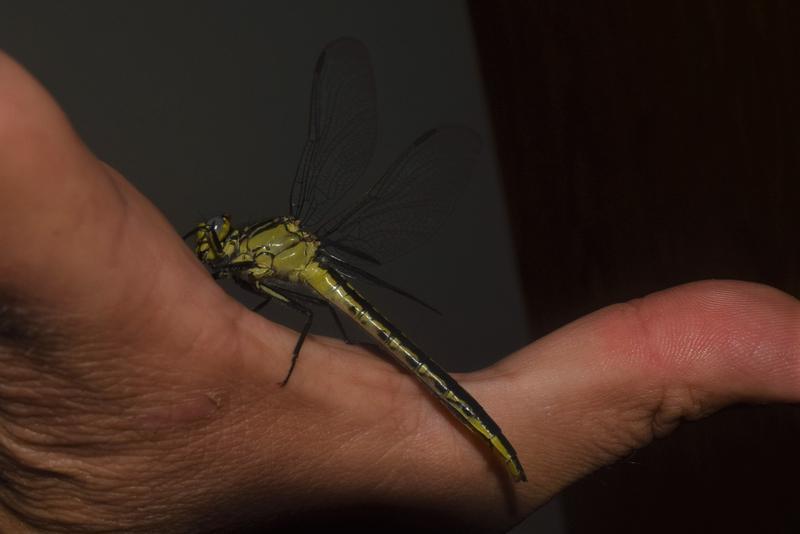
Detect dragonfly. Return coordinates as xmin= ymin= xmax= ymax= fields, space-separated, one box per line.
xmin=184 ymin=38 xmax=526 ymax=482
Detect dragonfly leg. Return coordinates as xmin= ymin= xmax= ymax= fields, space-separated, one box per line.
xmin=325 ymin=303 xmax=351 ymax=344
xmin=279 ymin=299 xmax=313 ymax=387
xmin=234 ymin=279 xmax=315 ymax=386
xmin=253 ymin=297 xmax=272 ymax=313
xmin=276 ymin=289 xmax=352 ymax=344
xmin=246 ymin=281 xmax=352 ymax=344
xmin=232 ymin=278 xmax=273 ymax=312
xmin=232 ymin=278 xmax=350 ymax=383
xmin=212 ymin=261 xmax=258 ymax=279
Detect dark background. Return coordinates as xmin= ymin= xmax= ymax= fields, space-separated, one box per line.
xmin=2 ymin=1 xmax=799 ymax=533
xmin=471 ymin=1 xmax=800 ymax=533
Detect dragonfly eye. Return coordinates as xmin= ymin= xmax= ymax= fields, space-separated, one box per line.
xmin=207 ymin=214 xmax=231 ymax=241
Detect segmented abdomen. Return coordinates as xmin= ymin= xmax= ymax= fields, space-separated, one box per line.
xmin=300 ymin=262 xmax=526 ymax=482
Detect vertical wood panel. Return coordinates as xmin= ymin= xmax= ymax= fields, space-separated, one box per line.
xmin=470 ymin=2 xmax=800 ymax=532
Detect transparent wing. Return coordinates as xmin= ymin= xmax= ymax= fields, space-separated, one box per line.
xmin=319 ymin=126 xmax=481 ymax=263
xmin=290 ymin=38 xmax=377 ymax=229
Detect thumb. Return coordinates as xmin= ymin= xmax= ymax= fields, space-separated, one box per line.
xmin=0 ymin=49 xmax=238 ymax=350
xmin=0 ymin=49 xmax=121 ymax=299
xmin=495 ymin=280 xmax=799 ymax=504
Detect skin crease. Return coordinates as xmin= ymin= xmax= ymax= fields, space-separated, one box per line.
xmin=0 ymin=49 xmax=799 ymax=533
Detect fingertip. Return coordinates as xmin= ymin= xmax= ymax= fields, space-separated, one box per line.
xmin=495 ymin=280 xmax=800 ymax=499
xmin=0 ymin=48 xmax=73 ymax=140
xmin=629 ymin=280 xmax=800 ymax=400
xmin=0 ymin=49 xmax=99 ymax=193
xmin=0 ymin=50 xmax=130 ymax=303
xmin=0 ymin=48 xmax=112 ymax=197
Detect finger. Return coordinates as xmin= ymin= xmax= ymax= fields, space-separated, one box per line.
xmin=0 ymin=51 xmax=226 ymax=316
xmin=487 ymin=280 xmax=800 ymax=504
xmin=0 ymin=50 xmax=128 ymax=300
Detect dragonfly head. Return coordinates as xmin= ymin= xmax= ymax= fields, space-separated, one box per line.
xmin=188 ymin=214 xmax=234 ymax=264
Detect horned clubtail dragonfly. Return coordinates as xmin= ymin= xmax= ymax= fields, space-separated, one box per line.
xmin=185 ymin=38 xmax=526 ymax=482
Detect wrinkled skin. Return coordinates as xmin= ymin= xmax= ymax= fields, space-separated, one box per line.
xmin=1 ymin=50 xmax=799 ymax=533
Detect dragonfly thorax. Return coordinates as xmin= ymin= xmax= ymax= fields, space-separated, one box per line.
xmin=192 ymin=215 xmax=319 ymax=282
xmin=239 ymin=216 xmax=319 ymax=282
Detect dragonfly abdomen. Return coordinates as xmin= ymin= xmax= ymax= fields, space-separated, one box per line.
xmin=300 ymin=261 xmax=527 ymax=482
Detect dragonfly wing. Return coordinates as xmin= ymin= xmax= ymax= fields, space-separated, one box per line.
xmin=319 ymin=125 xmax=481 ymax=263
xmin=320 ymin=251 xmax=442 ymax=314
xmin=290 ymin=38 xmax=378 ymax=229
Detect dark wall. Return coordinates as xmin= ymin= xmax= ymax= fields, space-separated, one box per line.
xmin=470 ymin=2 xmax=799 ymax=533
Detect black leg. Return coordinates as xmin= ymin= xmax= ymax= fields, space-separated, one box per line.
xmin=253 ymin=298 xmax=272 ymax=313
xmin=238 ymin=279 xmax=312 ymax=386
xmin=264 ymin=286 xmax=352 ymax=344
xmin=231 ymin=278 xmax=348 ymax=385
xmin=281 ymin=301 xmax=313 ymax=387
xmin=182 ymin=226 xmax=198 ymax=241
xmin=326 ymin=304 xmax=352 ymax=344
xmin=233 ymin=278 xmax=273 ymax=313
xmin=212 ymin=261 xmax=258 ymax=279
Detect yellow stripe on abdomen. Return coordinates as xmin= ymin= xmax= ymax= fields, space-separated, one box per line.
xmin=301 ymin=262 xmax=423 ymax=369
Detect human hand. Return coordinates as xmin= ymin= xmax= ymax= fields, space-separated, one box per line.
xmin=1 ymin=50 xmax=798 ymax=532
